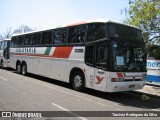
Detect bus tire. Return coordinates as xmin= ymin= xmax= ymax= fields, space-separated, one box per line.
xmin=22 ymin=63 xmax=27 ymax=76
xmin=17 ymin=63 xmax=22 ymax=74
xmin=1 ymin=61 xmax=4 ymax=69
xmin=71 ymin=71 xmax=85 ymax=91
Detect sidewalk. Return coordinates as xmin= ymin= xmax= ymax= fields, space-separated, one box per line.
xmin=135 ymin=82 xmax=160 ymax=98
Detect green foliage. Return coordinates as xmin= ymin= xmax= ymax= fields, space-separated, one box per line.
xmin=148 ymin=44 xmax=160 ymax=59
xmin=124 ymin=0 xmax=160 ymax=43
xmin=123 ymin=0 xmax=160 ymax=59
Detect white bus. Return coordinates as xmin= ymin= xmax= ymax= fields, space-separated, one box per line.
xmin=10 ymin=19 xmax=147 ymax=92
xmin=0 ymin=38 xmax=10 ymax=69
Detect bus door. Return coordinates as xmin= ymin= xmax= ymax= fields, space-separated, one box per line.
xmin=85 ymin=45 xmax=95 ymax=89
xmin=3 ymin=47 xmax=9 ymax=59
xmin=2 ymin=46 xmax=9 ymax=67
xmin=94 ymin=42 xmax=108 ymax=92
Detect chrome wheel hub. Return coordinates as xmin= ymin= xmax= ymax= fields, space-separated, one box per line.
xmin=74 ymin=75 xmax=82 ymax=87
xmin=22 ymin=67 xmax=25 ymax=74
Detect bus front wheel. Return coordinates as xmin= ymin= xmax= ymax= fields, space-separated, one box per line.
xmin=71 ymin=71 xmax=85 ymax=91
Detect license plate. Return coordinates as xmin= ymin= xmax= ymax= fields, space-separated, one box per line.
xmin=129 ymin=85 xmax=135 ymax=88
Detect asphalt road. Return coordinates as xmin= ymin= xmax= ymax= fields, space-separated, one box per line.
xmin=0 ymin=68 xmax=160 ymax=120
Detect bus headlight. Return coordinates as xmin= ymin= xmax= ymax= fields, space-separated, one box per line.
xmin=111 ymin=78 xmax=124 ymax=82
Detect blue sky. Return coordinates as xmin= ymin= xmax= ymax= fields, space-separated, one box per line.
xmin=0 ymin=0 xmax=129 ymax=34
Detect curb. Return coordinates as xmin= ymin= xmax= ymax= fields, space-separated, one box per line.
xmin=146 ymin=82 xmax=160 ymax=87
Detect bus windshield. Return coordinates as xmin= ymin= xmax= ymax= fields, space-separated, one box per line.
xmin=107 ymin=23 xmax=146 ymax=72
xmin=111 ymin=40 xmax=146 ymax=72
xmin=107 ymin=23 xmax=142 ymax=41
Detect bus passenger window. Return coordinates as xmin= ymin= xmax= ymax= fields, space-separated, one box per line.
xmin=32 ymin=32 xmax=42 ymax=45
xmin=1 ymin=41 xmax=4 ymax=49
xmin=87 ymin=23 xmax=106 ymax=42
xmin=53 ymin=29 xmax=67 ymax=44
xmin=17 ymin=36 xmax=24 ymax=46
xmin=68 ymin=27 xmax=77 ymax=43
xmin=77 ymin=26 xmax=85 ymax=43
xmin=11 ymin=37 xmax=17 ymax=47
xmin=68 ymin=26 xmax=85 ymax=44
xmin=24 ymin=34 xmax=32 ymax=46
xmin=42 ymin=31 xmax=52 ymax=45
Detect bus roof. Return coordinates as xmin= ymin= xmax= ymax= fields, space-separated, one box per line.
xmin=11 ymin=19 xmax=140 ymax=37
xmin=0 ymin=38 xmax=11 ymax=41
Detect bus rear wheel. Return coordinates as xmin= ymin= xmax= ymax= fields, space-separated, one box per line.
xmin=17 ymin=63 xmax=21 ymax=74
xmin=71 ymin=71 xmax=85 ymax=91
xmin=22 ymin=64 xmax=27 ymax=76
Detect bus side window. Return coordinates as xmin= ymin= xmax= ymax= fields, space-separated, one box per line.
xmin=4 ymin=41 xmax=6 ymax=49
xmin=68 ymin=25 xmax=85 ymax=44
xmin=85 ymin=45 xmax=94 ymax=65
xmin=53 ymin=28 xmax=67 ymax=45
xmin=77 ymin=25 xmax=85 ymax=43
xmin=87 ymin=23 xmax=106 ymax=42
xmin=1 ymin=41 xmax=3 ymax=49
xmin=68 ymin=27 xmax=77 ymax=44
xmin=24 ymin=34 xmax=32 ymax=46
xmin=42 ymin=30 xmax=52 ymax=45
xmin=32 ymin=32 xmax=42 ymax=45
xmin=17 ymin=36 xmax=24 ymax=46
xmin=11 ymin=37 xmax=17 ymax=47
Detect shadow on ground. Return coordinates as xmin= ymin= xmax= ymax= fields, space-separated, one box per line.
xmin=6 ymin=68 xmax=160 ymax=110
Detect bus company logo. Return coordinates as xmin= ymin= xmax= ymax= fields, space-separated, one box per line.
xmin=96 ymin=76 xmax=104 ymax=84
xmin=2 ymin=112 xmax=11 ymax=117
xmin=16 ymin=48 xmax=36 ymax=53
xmin=75 ymin=49 xmax=83 ymax=53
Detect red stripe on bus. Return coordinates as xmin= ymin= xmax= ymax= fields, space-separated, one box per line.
xmin=52 ymin=47 xmax=73 ymax=58
xmin=12 ymin=47 xmax=73 ymax=59
xmin=13 ymin=54 xmax=53 ymax=58
xmin=52 ymin=47 xmax=59 ymax=58
xmin=66 ymin=22 xmax=86 ymax=27
xmin=59 ymin=47 xmax=73 ymax=58
xmin=117 ymin=73 xmax=124 ymax=78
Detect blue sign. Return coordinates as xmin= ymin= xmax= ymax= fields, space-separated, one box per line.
xmin=147 ymin=60 xmax=160 ymax=83
xmin=147 ymin=61 xmax=160 ymax=69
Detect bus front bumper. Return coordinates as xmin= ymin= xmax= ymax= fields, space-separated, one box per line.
xmin=107 ymin=81 xmax=146 ymax=92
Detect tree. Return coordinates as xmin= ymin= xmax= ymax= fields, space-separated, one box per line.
xmin=123 ymin=0 xmax=160 ymax=44
xmin=123 ymin=0 xmax=160 ymax=59
xmin=13 ymin=25 xmax=34 ymax=34
xmin=0 ymin=27 xmax=12 ymax=39
xmin=0 ymin=25 xmax=34 ymax=39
